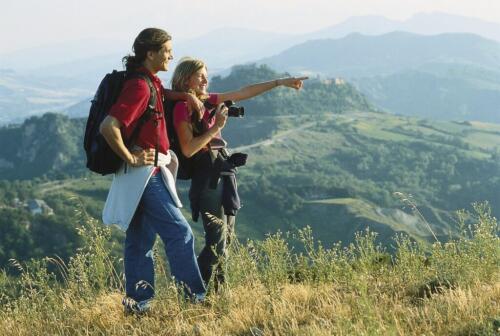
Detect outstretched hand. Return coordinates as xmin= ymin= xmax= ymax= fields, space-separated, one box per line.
xmin=280 ymin=76 xmax=309 ymax=90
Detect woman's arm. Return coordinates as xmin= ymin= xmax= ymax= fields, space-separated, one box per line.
xmin=177 ymin=105 xmax=228 ymax=158
xmin=216 ymin=76 xmax=308 ymax=103
xmin=99 ymin=116 xmax=156 ymax=166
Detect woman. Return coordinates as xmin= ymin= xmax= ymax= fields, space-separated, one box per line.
xmin=170 ymin=57 xmax=307 ymax=289
xmin=100 ymin=29 xmax=206 ymax=314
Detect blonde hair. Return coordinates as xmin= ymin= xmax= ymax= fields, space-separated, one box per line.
xmin=171 ymin=57 xmax=208 ymax=98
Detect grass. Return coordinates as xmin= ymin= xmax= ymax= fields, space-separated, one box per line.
xmin=305 ymin=197 xmax=431 ymax=242
xmin=344 ymin=114 xmax=500 ymax=160
xmin=464 ymin=131 xmax=500 ymax=151
xmin=0 ymin=202 xmax=498 ymax=335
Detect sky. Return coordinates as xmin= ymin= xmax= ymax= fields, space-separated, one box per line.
xmin=1 ymin=0 xmax=499 ymax=54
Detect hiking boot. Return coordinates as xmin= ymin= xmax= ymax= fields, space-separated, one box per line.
xmin=189 ymin=292 xmax=206 ymax=304
xmin=122 ymin=297 xmax=151 ymax=316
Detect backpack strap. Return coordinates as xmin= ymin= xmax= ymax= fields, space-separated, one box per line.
xmin=124 ymin=72 xmax=162 ymax=170
xmin=126 ymin=73 xmax=158 ymax=142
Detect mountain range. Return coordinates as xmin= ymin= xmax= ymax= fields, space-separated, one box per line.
xmin=307 ymin=12 xmax=500 ymax=42
xmin=259 ymin=32 xmax=500 ymax=77
xmin=0 ymin=12 xmax=499 ymax=125
xmin=257 ymin=32 xmax=500 ymax=122
xmin=2 ymin=12 xmax=500 ymax=73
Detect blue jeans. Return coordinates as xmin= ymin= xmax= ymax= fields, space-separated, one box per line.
xmin=124 ymin=174 xmax=206 ymax=303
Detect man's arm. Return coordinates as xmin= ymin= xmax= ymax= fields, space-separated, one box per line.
xmin=99 ymin=115 xmax=155 ymax=166
xmin=164 ymin=89 xmax=204 ymax=120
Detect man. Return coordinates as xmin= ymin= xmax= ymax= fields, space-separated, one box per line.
xmin=100 ymin=28 xmax=213 ymax=314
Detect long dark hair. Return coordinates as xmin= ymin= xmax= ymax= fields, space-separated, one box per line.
xmin=122 ymin=28 xmax=172 ymax=72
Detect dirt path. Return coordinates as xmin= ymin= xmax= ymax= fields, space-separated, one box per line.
xmin=231 ymin=121 xmax=317 ymax=152
xmin=37 ymin=179 xmax=76 ymax=195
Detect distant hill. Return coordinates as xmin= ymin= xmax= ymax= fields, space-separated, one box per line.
xmin=307 ymin=12 xmax=500 ymax=43
xmin=259 ymin=32 xmax=500 ymax=77
xmin=0 ymin=69 xmax=92 ymax=125
xmin=66 ymin=98 xmax=92 ymax=119
xmin=258 ymin=32 xmax=500 ymax=122
xmin=355 ymin=64 xmax=500 ymax=122
xmin=210 ymin=64 xmax=374 ymax=116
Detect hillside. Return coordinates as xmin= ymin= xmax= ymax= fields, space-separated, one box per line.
xmin=0 ymin=113 xmax=87 ymax=179
xmin=231 ymin=110 xmax=500 ymax=246
xmin=355 ymin=64 xmax=500 ymax=122
xmin=210 ymin=64 xmax=374 ymax=115
xmin=2 ymin=108 xmax=497 ymax=266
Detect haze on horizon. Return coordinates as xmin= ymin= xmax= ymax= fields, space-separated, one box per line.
xmin=1 ymin=0 xmax=499 ymax=54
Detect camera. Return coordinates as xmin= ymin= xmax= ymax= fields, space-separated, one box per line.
xmin=224 ymin=100 xmax=244 ymax=118
xmin=205 ymin=100 xmax=245 ymax=118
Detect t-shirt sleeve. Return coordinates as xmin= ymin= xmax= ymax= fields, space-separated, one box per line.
xmin=173 ymin=101 xmax=190 ymax=132
xmin=109 ymin=78 xmax=150 ymax=128
xmin=207 ymin=93 xmax=218 ymax=105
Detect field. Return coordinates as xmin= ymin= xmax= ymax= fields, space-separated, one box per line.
xmin=0 ymin=203 xmax=498 ymax=336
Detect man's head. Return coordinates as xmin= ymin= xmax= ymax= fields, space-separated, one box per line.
xmin=123 ymin=28 xmax=173 ymax=73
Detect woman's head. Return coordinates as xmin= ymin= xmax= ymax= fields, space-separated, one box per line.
xmin=123 ymin=28 xmax=172 ymax=72
xmin=171 ymin=57 xmax=208 ymax=97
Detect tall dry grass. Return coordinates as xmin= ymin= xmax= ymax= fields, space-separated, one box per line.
xmin=0 ymin=203 xmax=498 ymax=335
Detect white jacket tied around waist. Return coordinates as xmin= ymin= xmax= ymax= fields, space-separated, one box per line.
xmin=102 ymin=150 xmax=182 ymax=231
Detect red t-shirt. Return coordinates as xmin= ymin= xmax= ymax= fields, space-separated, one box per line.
xmin=173 ymin=93 xmax=218 ymax=130
xmin=109 ymin=68 xmax=169 ymax=154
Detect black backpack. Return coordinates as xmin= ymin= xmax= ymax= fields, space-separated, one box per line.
xmin=164 ymin=100 xmax=206 ymax=180
xmin=83 ymin=70 xmax=158 ymax=175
